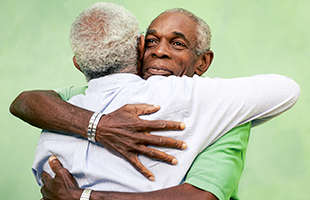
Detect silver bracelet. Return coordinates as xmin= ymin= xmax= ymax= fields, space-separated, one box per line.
xmin=91 ymin=113 xmax=104 ymax=140
xmin=87 ymin=112 xmax=99 ymax=142
xmin=80 ymin=188 xmax=92 ymax=200
xmin=87 ymin=112 xmax=104 ymax=143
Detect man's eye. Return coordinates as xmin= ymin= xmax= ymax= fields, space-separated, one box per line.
xmin=172 ymin=41 xmax=186 ymax=49
xmin=174 ymin=42 xmax=183 ymax=46
xmin=145 ymin=39 xmax=156 ymax=46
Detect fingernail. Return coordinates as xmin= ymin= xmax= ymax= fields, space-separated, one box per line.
xmin=153 ymin=105 xmax=160 ymax=109
xmin=180 ymin=123 xmax=185 ymax=130
xmin=149 ymin=176 xmax=155 ymax=181
xmin=48 ymin=155 xmax=57 ymax=162
xmin=181 ymin=143 xmax=187 ymax=150
xmin=171 ymin=158 xmax=178 ymax=165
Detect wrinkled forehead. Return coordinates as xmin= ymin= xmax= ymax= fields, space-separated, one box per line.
xmin=147 ymin=12 xmax=197 ymax=43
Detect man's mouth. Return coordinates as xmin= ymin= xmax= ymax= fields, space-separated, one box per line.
xmin=146 ymin=67 xmax=172 ymax=76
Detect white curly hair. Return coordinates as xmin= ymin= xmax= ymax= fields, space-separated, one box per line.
xmin=69 ymin=2 xmax=141 ymax=81
xmin=156 ymin=8 xmax=211 ymax=55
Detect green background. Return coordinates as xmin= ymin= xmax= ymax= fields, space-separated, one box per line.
xmin=1 ymin=0 xmax=309 ymax=199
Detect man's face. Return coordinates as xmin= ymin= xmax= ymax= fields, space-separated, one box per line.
xmin=141 ymin=12 xmax=202 ymax=79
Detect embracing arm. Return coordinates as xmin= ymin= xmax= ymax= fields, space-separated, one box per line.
xmin=41 ymin=156 xmax=217 ymax=200
xmin=10 ymin=90 xmax=91 ymax=136
xmin=10 ymin=90 xmax=186 ymax=180
xmin=89 ymin=184 xmax=217 ymax=200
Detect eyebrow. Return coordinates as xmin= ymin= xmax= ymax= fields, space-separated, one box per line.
xmin=146 ymin=29 xmax=156 ymax=35
xmin=173 ymin=31 xmax=186 ymax=39
xmin=146 ymin=29 xmax=187 ymax=40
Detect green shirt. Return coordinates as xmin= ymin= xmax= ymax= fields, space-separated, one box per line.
xmin=54 ymin=86 xmax=250 ymax=200
xmin=185 ymin=122 xmax=250 ymax=200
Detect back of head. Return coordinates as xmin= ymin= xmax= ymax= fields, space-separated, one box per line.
xmin=69 ymin=2 xmax=141 ymax=81
xmin=160 ymin=8 xmax=211 ymax=55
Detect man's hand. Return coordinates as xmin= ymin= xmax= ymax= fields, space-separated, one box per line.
xmin=96 ymin=104 xmax=186 ymax=181
xmin=41 ymin=156 xmax=82 ymax=200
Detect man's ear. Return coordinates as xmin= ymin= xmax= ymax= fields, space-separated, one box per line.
xmin=137 ymin=35 xmax=145 ymax=76
xmin=138 ymin=35 xmax=145 ymax=60
xmin=73 ymin=56 xmax=82 ymax=73
xmin=195 ymin=50 xmax=214 ymax=76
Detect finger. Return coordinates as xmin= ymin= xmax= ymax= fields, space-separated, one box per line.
xmin=125 ymin=154 xmax=155 ymax=181
xmin=140 ymin=134 xmax=187 ymax=150
xmin=129 ymin=104 xmax=161 ymax=116
xmin=137 ymin=145 xmax=178 ymax=165
xmin=141 ymin=119 xmax=186 ymax=131
xmin=40 ymin=185 xmax=47 ymax=200
xmin=41 ymin=171 xmax=52 ymax=184
xmin=48 ymin=155 xmax=63 ymax=174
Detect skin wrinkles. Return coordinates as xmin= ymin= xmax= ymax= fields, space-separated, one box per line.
xmin=142 ymin=12 xmax=203 ymax=80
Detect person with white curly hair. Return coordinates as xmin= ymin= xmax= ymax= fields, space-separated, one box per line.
xmin=69 ymin=3 xmax=141 ymax=81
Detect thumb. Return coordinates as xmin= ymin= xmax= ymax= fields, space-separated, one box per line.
xmin=48 ymin=155 xmax=64 ymax=174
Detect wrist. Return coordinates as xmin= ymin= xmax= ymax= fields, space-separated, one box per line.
xmin=87 ymin=112 xmax=105 ymax=143
xmin=68 ymin=109 xmax=94 ymax=139
xmin=67 ymin=188 xmax=84 ymax=200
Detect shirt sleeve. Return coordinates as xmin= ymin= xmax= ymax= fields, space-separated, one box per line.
xmin=184 ymin=122 xmax=251 ymax=200
xmin=53 ymin=86 xmax=88 ymax=101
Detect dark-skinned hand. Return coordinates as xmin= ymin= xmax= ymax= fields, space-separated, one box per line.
xmin=41 ymin=156 xmax=82 ymax=200
xmin=95 ymin=104 xmax=187 ymax=181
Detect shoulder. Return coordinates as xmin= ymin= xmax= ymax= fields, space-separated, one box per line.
xmin=53 ymin=85 xmax=88 ymax=101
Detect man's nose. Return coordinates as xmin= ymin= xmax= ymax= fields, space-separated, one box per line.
xmin=152 ymin=40 xmax=171 ymax=58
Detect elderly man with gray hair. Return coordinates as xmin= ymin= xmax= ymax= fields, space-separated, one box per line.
xmin=11 ymin=2 xmax=300 ymax=200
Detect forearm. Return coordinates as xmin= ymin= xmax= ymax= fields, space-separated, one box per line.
xmin=10 ymin=90 xmax=91 ymax=138
xmin=89 ymin=183 xmax=217 ymax=200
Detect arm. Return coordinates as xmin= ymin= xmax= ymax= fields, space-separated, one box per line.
xmin=10 ymin=90 xmax=186 ymax=180
xmin=40 ymin=124 xmax=250 ymax=200
xmin=41 ymin=156 xmax=217 ymax=200
xmin=10 ymin=90 xmax=91 ymax=136
xmin=89 ymin=184 xmax=217 ymax=200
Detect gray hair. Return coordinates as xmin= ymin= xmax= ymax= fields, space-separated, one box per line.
xmin=160 ymin=8 xmax=211 ymax=55
xmin=69 ymin=2 xmax=141 ymax=81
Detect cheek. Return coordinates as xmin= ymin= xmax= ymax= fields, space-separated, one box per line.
xmin=179 ymin=57 xmax=193 ymax=70
xmin=183 ymin=57 xmax=198 ymax=75
xmin=141 ymin=59 xmax=148 ymax=72
xmin=142 ymin=52 xmax=151 ymax=67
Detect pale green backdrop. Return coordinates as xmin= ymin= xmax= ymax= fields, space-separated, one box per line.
xmin=0 ymin=0 xmax=309 ymax=199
